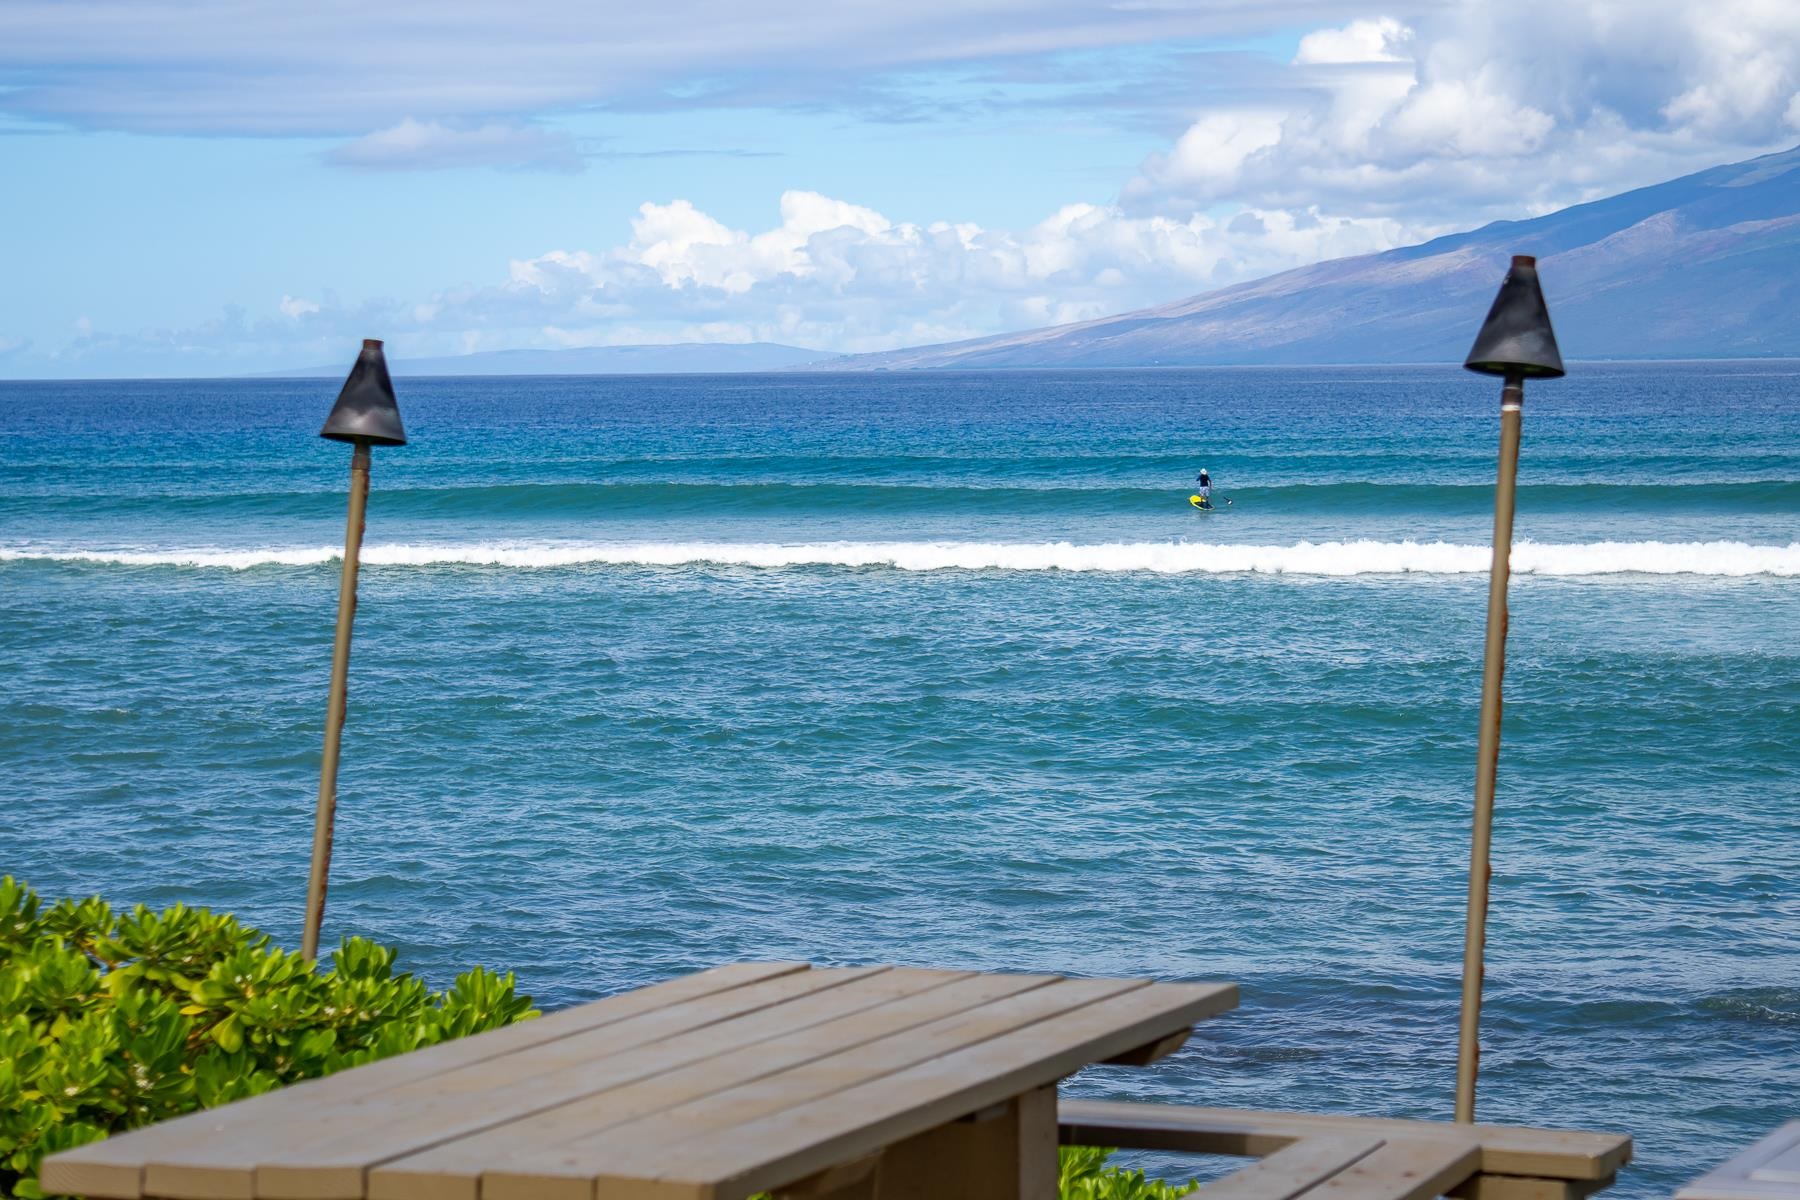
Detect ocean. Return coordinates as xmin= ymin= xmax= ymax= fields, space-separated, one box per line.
xmin=2 ymin=362 xmax=1795 ymax=1196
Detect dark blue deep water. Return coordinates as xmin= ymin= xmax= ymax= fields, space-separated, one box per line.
xmin=2 ymin=363 xmax=1796 ymax=1195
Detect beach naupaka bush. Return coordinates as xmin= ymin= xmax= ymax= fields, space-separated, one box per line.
xmin=0 ymin=876 xmax=535 ymax=1199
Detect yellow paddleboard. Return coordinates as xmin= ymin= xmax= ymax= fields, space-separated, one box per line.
xmin=1189 ymin=494 xmax=1213 ymax=510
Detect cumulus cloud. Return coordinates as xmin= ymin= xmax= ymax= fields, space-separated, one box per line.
xmin=1293 ymin=16 xmax=1411 ymax=65
xmin=488 ymin=188 xmax=1409 ymax=354
xmin=1127 ymin=0 xmax=1800 ymax=220
xmin=324 ymin=118 xmax=582 ymax=172
xmin=37 ymin=188 xmax=1405 ymax=372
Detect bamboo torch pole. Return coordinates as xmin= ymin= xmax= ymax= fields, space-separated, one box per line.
xmin=302 ymin=339 xmax=406 ymax=963
xmin=302 ymin=441 xmax=371 ymax=963
xmin=1454 ymin=374 xmax=1522 ymax=1122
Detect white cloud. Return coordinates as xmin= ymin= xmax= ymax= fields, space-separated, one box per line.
xmin=323 ymin=118 xmax=582 ymax=172
xmin=1127 ymin=1 xmax=1800 ymax=220
xmin=279 ymin=295 xmax=320 ymax=319
xmin=1293 ymin=16 xmax=1410 ymax=65
xmin=1384 ymin=75 xmax=1554 ymax=158
xmin=1656 ymin=7 xmax=1800 ymax=138
xmin=1128 ymin=111 xmax=1287 ymax=206
xmin=324 ymin=189 xmax=1407 ymax=355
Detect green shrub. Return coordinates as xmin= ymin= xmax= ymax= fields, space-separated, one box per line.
xmin=1059 ymin=1145 xmax=1197 ymax=1198
xmin=0 ymin=877 xmax=536 ymax=1199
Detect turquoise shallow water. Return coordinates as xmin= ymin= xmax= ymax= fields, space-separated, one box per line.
xmin=2 ymin=363 xmax=1796 ymax=1195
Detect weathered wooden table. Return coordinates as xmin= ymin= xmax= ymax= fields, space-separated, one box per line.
xmin=43 ymin=961 xmax=1236 ymax=1200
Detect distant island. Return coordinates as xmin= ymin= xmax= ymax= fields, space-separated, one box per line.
xmin=817 ymin=144 xmax=1800 ymax=369
xmin=266 ymin=341 xmax=825 ymax=378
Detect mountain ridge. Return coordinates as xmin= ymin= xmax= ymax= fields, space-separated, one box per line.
xmin=817 ymin=145 xmax=1800 ymax=370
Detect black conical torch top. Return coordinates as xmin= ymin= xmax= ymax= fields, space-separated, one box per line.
xmin=320 ymin=339 xmax=407 ymax=446
xmin=1464 ymin=256 xmax=1565 ymax=379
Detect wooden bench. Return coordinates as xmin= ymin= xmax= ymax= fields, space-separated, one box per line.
xmin=1059 ymin=1100 xmax=1632 ymax=1200
xmin=1677 ymin=1121 xmax=1800 ymax=1200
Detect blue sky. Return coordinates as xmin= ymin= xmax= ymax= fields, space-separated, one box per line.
xmin=3 ymin=0 xmax=1798 ymax=378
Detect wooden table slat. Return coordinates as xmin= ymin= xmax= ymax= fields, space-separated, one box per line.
xmin=255 ymin=967 xmax=968 ymax=1199
xmin=1195 ymin=1137 xmax=1386 ymax=1200
xmin=369 ymin=971 xmax=1065 ymax=1200
xmin=39 ymin=961 xmax=810 ymax=1200
xmin=1298 ymin=1138 xmax=1479 ymax=1200
xmin=490 ymin=979 xmax=1237 ymax=1200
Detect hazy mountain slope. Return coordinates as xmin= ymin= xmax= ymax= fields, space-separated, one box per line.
xmin=268 ymin=342 xmax=825 ymax=378
xmin=824 ymin=146 xmax=1800 ymax=369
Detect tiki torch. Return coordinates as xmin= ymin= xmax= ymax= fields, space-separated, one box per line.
xmin=302 ymin=339 xmax=407 ymax=962
xmin=1454 ymin=257 xmax=1564 ymax=1121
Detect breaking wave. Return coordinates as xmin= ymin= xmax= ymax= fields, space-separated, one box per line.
xmin=4 ymin=539 xmax=1796 ymax=577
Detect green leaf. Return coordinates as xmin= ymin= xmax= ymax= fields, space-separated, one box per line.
xmin=208 ymin=1013 xmax=243 ymax=1054
xmin=330 ymin=938 xmax=396 ymax=983
xmin=0 ymin=877 xmax=45 ymax=955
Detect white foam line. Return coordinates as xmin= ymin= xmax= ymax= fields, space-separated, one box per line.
xmin=3 ymin=539 xmax=1796 ymax=577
